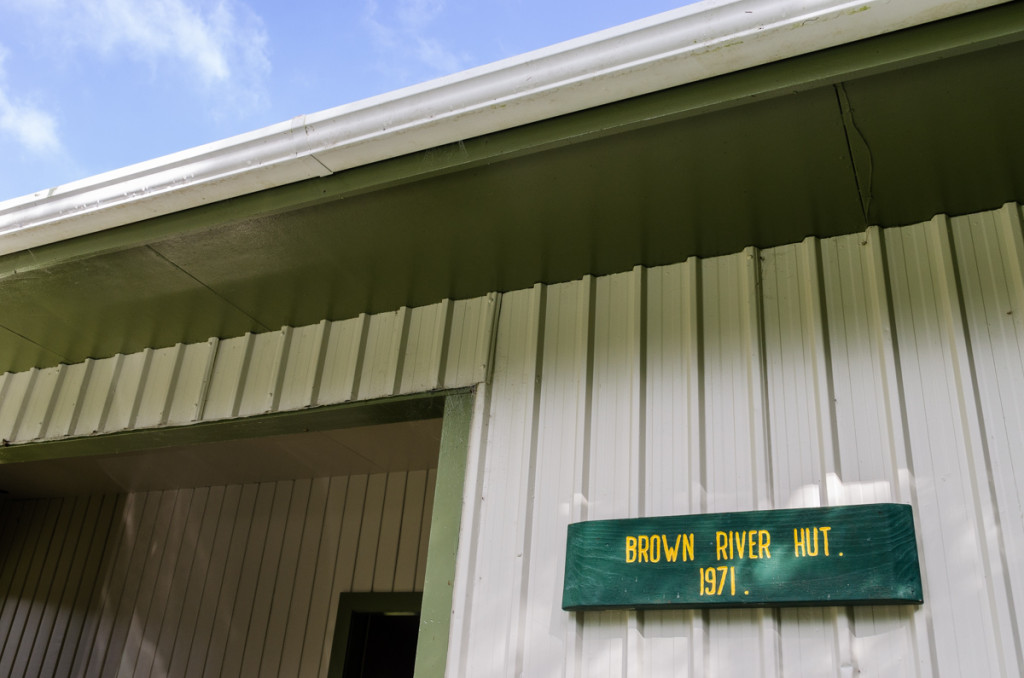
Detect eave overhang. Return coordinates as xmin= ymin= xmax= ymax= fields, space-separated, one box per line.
xmin=0 ymin=0 xmax=1023 ymax=374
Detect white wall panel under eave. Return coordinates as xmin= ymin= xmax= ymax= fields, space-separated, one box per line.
xmin=449 ymin=202 xmax=1024 ymax=677
xmin=0 ymin=469 xmax=435 ymax=678
xmin=0 ymin=295 xmax=497 ymax=447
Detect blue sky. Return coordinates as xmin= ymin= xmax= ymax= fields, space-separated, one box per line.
xmin=0 ymin=0 xmax=695 ymax=203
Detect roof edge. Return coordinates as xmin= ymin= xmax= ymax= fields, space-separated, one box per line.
xmin=0 ymin=0 xmax=1006 ymax=257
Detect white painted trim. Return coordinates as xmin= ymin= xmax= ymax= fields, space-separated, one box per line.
xmin=0 ymin=0 xmax=1004 ymax=257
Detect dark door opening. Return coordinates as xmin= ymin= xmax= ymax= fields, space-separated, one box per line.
xmin=329 ymin=592 xmax=423 ymax=678
xmin=344 ymin=611 xmax=420 ymax=677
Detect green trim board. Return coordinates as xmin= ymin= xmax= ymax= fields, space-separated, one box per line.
xmin=413 ymin=392 xmax=474 ymax=678
xmin=562 ymin=503 xmax=922 ymax=611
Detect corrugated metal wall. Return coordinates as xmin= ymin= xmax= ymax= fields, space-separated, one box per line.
xmin=0 ymin=295 xmax=497 ymax=448
xmin=449 ymin=203 xmax=1024 ymax=677
xmin=0 ymin=470 xmax=436 ymax=678
xmin=1 ymin=204 xmax=1023 ymax=677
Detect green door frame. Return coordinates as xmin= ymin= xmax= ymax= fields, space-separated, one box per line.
xmin=413 ymin=392 xmax=474 ymax=678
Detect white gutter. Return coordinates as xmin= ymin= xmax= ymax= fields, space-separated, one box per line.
xmin=0 ymin=0 xmax=1006 ymax=257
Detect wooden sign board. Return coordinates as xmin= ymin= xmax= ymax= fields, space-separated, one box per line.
xmin=562 ymin=503 xmax=922 ymax=611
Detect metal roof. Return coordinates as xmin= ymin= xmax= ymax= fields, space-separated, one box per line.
xmin=1 ymin=0 xmax=1023 ymax=374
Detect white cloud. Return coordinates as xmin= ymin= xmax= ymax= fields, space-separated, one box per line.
xmin=0 ymin=95 xmax=61 ymax=154
xmin=364 ymin=0 xmax=468 ymax=79
xmin=0 ymin=45 xmax=62 ymax=154
xmin=7 ymin=0 xmax=269 ymax=110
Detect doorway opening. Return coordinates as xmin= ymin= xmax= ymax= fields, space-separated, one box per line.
xmin=329 ymin=592 xmax=423 ymax=678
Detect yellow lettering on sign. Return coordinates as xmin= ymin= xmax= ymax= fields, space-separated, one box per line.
xmin=625 ymin=536 xmax=637 ymax=563
xmin=638 ymin=535 xmax=650 ymax=562
xmin=735 ymin=530 xmax=747 ymax=559
xmin=716 ymin=532 xmax=728 ymax=561
xmin=794 ymin=526 xmax=831 ymax=557
xmin=662 ymin=535 xmax=681 ymax=562
xmin=758 ymin=529 xmax=771 ymax=559
xmin=681 ymin=533 xmax=694 ymax=562
xmin=650 ymin=534 xmax=661 ymax=563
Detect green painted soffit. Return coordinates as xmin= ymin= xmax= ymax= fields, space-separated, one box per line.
xmin=1 ymin=2 xmax=1023 ymax=374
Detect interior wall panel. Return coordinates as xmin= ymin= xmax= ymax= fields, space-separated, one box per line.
xmin=450 ymin=202 xmax=1024 ymax=677
xmin=0 ymin=470 xmax=433 ymax=678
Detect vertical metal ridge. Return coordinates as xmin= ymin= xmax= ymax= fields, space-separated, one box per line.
xmin=0 ymin=498 xmax=48 ymax=668
xmin=512 ymin=283 xmax=547 ymax=678
xmin=432 ymin=298 xmax=454 ymax=390
xmin=390 ymin=307 xmax=412 ymax=397
xmin=868 ymin=225 xmax=935 ymax=678
xmin=0 ymin=372 xmax=12 ymax=444
xmin=6 ymin=368 xmax=38 ymax=444
xmin=255 ymin=479 xmax=311 ymax=678
xmin=348 ymin=314 xmax=370 ymax=401
xmin=267 ymin=326 xmax=294 ymax=413
xmin=229 ymin=333 xmax=256 ymax=419
xmin=117 ymin=489 xmax=187 ymax=678
xmin=563 ymin=275 xmax=594 ymax=678
xmin=32 ymin=365 xmax=66 ymax=444
xmin=577 ymin=275 xmax=596 ymax=525
xmin=352 ymin=473 xmax=385 ymax=594
xmin=0 ymin=500 xmax=36 ymax=653
xmin=101 ymin=490 xmax=176 ymax=678
xmin=57 ymin=494 xmax=123 ymax=678
xmin=685 ymin=257 xmax=707 ymax=516
xmin=19 ymin=497 xmax=77 ymax=677
xmin=219 ymin=481 xmax=279 ymax=677
xmin=865 ymin=227 xmax=915 ymax=504
xmin=16 ymin=497 xmax=75 ymax=675
xmin=192 ymin=338 xmax=219 ymax=423
xmin=158 ymin=344 xmax=186 ymax=427
xmin=999 ymin=203 xmax=1024 ymax=317
xmin=189 ymin=483 xmax=253 ymax=678
xmin=744 ymin=246 xmax=782 ymax=676
xmin=630 ymin=265 xmax=647 ymax=520
xmin=307 ymin=320 xmax=331 ymax=408
xmin=37 ymin=495 xmax=102 ymax=678
xmin=796 ymin=238 xmax=841 ymax=507
xmin=126 ymin=348 xmax=154 ymax=430
xmin=79 ymin=491 xmax=147 ymax=678
xmin=160 ymin=486 xmax=220 ymax=678
xmin=372 ymin=472 xmax=408 ymax=593
xmin=388 ymin=470 xmax=409 ymax=593
xmin=95 ymin=354 xmax=125 ymax=435
xmin=738 ymin=248 xmax=773 ymax=510
xmin=301 ymin=475 xmax=346 ymax=678
xmin=685 ymin=256 xmax=708 ymax=678
xmin=391 ymin=471 xmax=423 ymax=593
xmin=481 ymin=292 xmax=502 ymax=385
xmin=64 ymin=359 xmax=94 ymax=439
xmin=992 ymin=202 xmax=1024 ymax=674
xmin=932 ymin=213 xmax=1023 ymax=676
xmin=799 ymin=237 xmax=854 ymax=674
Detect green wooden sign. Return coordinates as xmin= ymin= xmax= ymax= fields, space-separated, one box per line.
xmin=562 ymin=503 xmax=922 ymax=611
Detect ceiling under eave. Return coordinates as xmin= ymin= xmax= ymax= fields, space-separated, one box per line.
xmin=1 ymin=3 xmax=1023 ymax=375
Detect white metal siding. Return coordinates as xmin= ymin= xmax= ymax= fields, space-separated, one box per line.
xmin=450 ymin=203 xmax=1024 ymax=677
xmin=2 ymin=204 xmax=1024 ymax=677
xmin=0 ymin=295 xmax=497 ymax=447
xmin=0 ymin=470 xmax=435 ymax=678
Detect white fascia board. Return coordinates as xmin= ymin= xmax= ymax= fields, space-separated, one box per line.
xmin=0 ymin=0 xmax=1005 ymax=257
